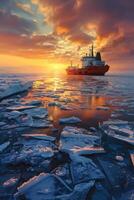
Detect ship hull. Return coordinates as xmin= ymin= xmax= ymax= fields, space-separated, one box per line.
xmin=66 ymin=65 xmax=110 ymax=76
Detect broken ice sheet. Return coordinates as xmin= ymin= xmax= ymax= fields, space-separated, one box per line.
xmin=0 ymin=174 xmax=20 ymax=199
xmin=3 ymin=177 xmax=19 ymax=187
xmin=16 ymin=114 xmax=33 ymax=127
xmin=89 ymin=182 xmax=112 ymax=200
xmin=30 ymin=119 xmax=52 ymax=128
xmin=59 ymin=126 xmax=101 ymax=157
xmin=129 ymin=150 xmax=134 ymax=167
xmin=53 ymin=163 xmax=73 ymax=188
xmin=102 ymin=120 xmax=129 ymax=126
xmin=109 ymin=125 xmax=134 ymax=137
xmin=2 ymin=139 xmax=55 ymax=166
xmin=118 ymin=189 xmax=134 ymax=200
xmin=20 ymin=139 xmax=55 ymax=159
xmin=98 ymin=159 xmax=126 ymax=189
xmin=70 ymin=156 xmax=104 ymax=185
xmin=0 ymin=122 xmax=7 ymax=126
xmin=15 ymin=173 xmax=94 ymax=200
xmin=59 ymin=116 xmax=81 ymax=124
xmin=22 ymin=133 xmax=56 ymax=142
xmin=5 ymin=110 xmax=22 ymax=120
xmin=15 ymin=113 xmax=51 ymax=128
xmin=0 ymin=81 xmax=33 ymax=100
xmin=22 ymin=107 xmax=48 ymax=119
xmin=0 ymin=141 xmax=10 ymax=153
xmin=7 ymin=105 xmax=37 ymax=111
xmin=24 ymin=100 xmax=42 ymax=106
xmin=101 ymin=121 xmax=134 ymax=145
xmin=96 ymin=106 xmax=110 ymax=110
xmin=48 ymin=101 xmax=62 ymax=107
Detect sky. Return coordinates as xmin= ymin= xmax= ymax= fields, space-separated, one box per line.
xmin=0 ymin=0 xmax=134 ymax=74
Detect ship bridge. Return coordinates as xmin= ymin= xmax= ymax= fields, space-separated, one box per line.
xmin=81 ymin=45 xmax=105 ymax=67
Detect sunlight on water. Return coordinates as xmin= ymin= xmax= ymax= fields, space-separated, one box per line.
xmin=13 ymin=73 xmax=133 ymax=130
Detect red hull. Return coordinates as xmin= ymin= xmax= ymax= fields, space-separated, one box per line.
xmin=66 ymin=65 xmax=110 ymax=76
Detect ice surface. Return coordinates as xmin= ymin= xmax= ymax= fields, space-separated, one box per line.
xmin=0 ymin=75 xmax=134 ymax=199
xmin=30 ymin=119 xmax=52 ymax=128
xmin=53 ymin=163 xmax=73 ymax=187
xmin=102 ymin=120 xmax=129 ymax=126
xmin=59 ymin=117 xmax=81 ymax=124
xmin=90 ymin=183 xmax=111 ymax=200
xmin=102 ymin=122 xmax=134 ymax=145
xmin=70 ymin=156 xmax=104 ymax=185
xmin=5 ymin=110 xmax=22 ymax=120
xmin=96 ymin=106 xmax=110 ymax=110
xmin=119 ymin=190 xmax=134 ymax=200
xmin=7 ymin=105 xmax=37 ymax=111
xmin=59 ymin=126 xmax=101 ymax=157
xmin=48 ymin=101 xmax=62 ymax=107
xmin=0 ymin=81 xmax=32 ymax=100
xmin=129 ymin=151 xmax=134 ymax=167
xmin=16 ymin=114 xmax=33 ymax=127
xmin=2 ymin=139 xmax=55 ymax=165
xmin=22 ymin=107 xmax=48 ymax=119
xmin=0 ymin=141 xmax=10 ymax=153
xmin=15 ymin=173 xmax=94 ymax=200
xmin=3 ymin=177 xmax=19 ymax=187
xmin=109 ymin=125 xmax=134 ymax=137
xmin=60 ymin=105 xmax=72 ymax=110
xmin=0 ymin=122 xmax=7 ymax=126
xmin=25 ymin=100 xmax=42 ymax=106
xmin=22 ymin=134 xmax=56 ymax=142
xmin=98 ymin=159 xmax=126 ymax=188
xmin=20 ymin=139 xmax=55 ymax=158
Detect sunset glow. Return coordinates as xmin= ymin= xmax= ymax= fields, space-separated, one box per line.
xmin=0 ymin=0 xmax=134 ymax=73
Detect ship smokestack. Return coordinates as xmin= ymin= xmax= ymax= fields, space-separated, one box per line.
xmin=96 ymin=52 xmax=102 ymax=61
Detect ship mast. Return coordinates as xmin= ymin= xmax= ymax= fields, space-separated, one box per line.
xmin=91 ymin=44 xmax=94 ymax=57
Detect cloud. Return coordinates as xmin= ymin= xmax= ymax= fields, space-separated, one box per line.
xmin=36 ymin=0 xmax=134 ymax=65
xmin=0 ymin=0 xmax=57 ymax=59
xmin=0 ymin=0 xmax=134 ymax=69
xmin=0 ymin=10 xmax=37 ymax=35
xmin=0 ymin=33 xmax=57 ymax=58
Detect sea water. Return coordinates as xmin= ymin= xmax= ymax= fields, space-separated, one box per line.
xmin=0 ymin=73 xmax=134 ymax=130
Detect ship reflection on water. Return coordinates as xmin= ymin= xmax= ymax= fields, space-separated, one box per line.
xmin=24 ymin=74 xmax=134 ymax=132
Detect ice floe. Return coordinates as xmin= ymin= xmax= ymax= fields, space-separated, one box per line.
xmin=2 ymin=139 xmax=55 ymax=166
xmin=70 ymin=156 xmax=104 ymax=185
xmin=0 ymin=141 xmax=10 ymax=153
xmin=59 ymin=117 xmax=81 ymax=124
xmin=0 ymin=81 xmax=33 ymax=100
xmin=0 ymin=122 xmax=7 ymax=126
xmin=3 ymin=177 xmax=19 ymax=187
xmin=59 ymin=126 xmax=102 ymax=157
xmin=7 ymin=105 xmax=37 ymax=111
xmin=22 ymin=107 xmax=48 ymax=119
xmin=129 ymin=151 xmax=134 ymax=167
xmin=15 ymin=173 xmax=94 ymax=200
xmin=48 ymin=101 xmax=62 ymax=107
xmin=16 ymin=114 xmax=33 ymax=127
xmin=22 ymin=134 xmax=56 ymax=142
xmin=98 ymin=159 xmax=126 ymax=189
xmin=101 ymin=121 xmax=134 ymax=145
xmin=5 ymin=111 xmax=22 ymax=120
xmin=96 ymin=106 xmax=110 ymax=110
xmin=25 ymin=100 xmax=42 ymax=106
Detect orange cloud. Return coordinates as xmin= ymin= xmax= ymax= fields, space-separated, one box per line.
xmin=0 ymin=0 xmax=134 ymax=73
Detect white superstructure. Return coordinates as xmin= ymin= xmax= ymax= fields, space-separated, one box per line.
xmin=81 ymin=45 xmax=105 ymax=67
